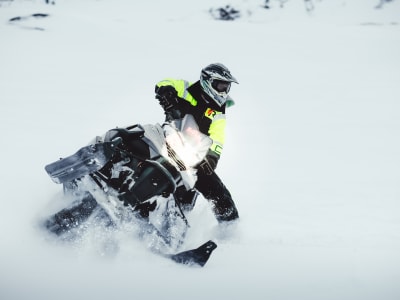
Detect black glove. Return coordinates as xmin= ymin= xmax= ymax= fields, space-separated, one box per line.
xmin=155 ymin=85 xmax=179 ymax=111
xmin=197 ymin=150 xmax=220 ymax=176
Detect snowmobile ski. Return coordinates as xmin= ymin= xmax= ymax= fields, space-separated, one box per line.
xmin=169 ymin=240 xmax=217 ymax=267
xmin=45 ymin=138 xmax=122 ymax=184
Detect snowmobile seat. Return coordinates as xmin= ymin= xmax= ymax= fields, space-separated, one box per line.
xmin=105 ymin=125 xmax=145 ymax=144
xmin=105 ymin=125 xmax=149 ymax=159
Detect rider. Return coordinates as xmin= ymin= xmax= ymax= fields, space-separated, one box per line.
xmin=155 ymin=63 xmax=239 ymax=223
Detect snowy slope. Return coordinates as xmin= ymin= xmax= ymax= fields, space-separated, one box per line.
xmin=1 ymin=1 xmax=400 ymax=299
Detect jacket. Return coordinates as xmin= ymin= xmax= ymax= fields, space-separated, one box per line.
xmin=155 ymin=79 xmax=230 ymax=157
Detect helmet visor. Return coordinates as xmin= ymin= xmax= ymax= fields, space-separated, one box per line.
xmin=211 ymin=80 xmax=231 ymax=94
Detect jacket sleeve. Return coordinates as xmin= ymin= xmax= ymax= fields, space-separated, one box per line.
xmin=156 ymin=79 xmax=195 ymax=104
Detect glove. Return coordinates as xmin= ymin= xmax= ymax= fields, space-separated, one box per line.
xmin=155 ymin=85 xmax=179 ymax=111
xmin=197 ymin=150 xmax=220 ymax=176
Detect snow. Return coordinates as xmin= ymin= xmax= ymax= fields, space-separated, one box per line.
xmin=1 ymin=0 xmax=400 ymax=299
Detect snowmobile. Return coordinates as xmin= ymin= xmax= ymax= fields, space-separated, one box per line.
xmin=43 ymin=114 xmax=217 ymax=267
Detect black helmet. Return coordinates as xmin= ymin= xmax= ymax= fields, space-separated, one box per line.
xmin=200 ymin=63 xmax=238 ymax=107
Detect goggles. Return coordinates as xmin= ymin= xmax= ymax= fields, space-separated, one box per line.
xmin=211 ymin=79 xmax=231 ymax=94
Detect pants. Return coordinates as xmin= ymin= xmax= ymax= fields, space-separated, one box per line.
xmin=195 ymin=170 xmax=239 ymax=223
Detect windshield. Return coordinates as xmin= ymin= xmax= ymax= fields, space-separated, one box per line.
xmin=164 ymin=115 xmax=212 ymax=168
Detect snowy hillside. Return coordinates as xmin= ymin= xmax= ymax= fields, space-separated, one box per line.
xmin=1 ymin=1 xmax=400 ymax=300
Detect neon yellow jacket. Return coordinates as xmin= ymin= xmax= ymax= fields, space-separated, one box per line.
xmin=156 ymin=79 xmax=229 ymax=156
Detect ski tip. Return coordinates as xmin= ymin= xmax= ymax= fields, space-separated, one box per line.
xmin=170 ymin=240 xmax=217 ymax=267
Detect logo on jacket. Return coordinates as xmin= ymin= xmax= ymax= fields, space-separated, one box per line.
xmin=205 ymin=108 xmax=217 ymax=119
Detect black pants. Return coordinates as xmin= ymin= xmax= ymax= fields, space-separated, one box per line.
xmin=195 ymin=170 xmax=239 ymax=223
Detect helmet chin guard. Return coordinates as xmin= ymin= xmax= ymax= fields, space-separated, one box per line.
xmin=200 ymin=63 xmax=238 ymax=107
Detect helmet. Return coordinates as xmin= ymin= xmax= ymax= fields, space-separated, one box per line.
xmin=200 ymin=63 xmax=238 ymax=107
